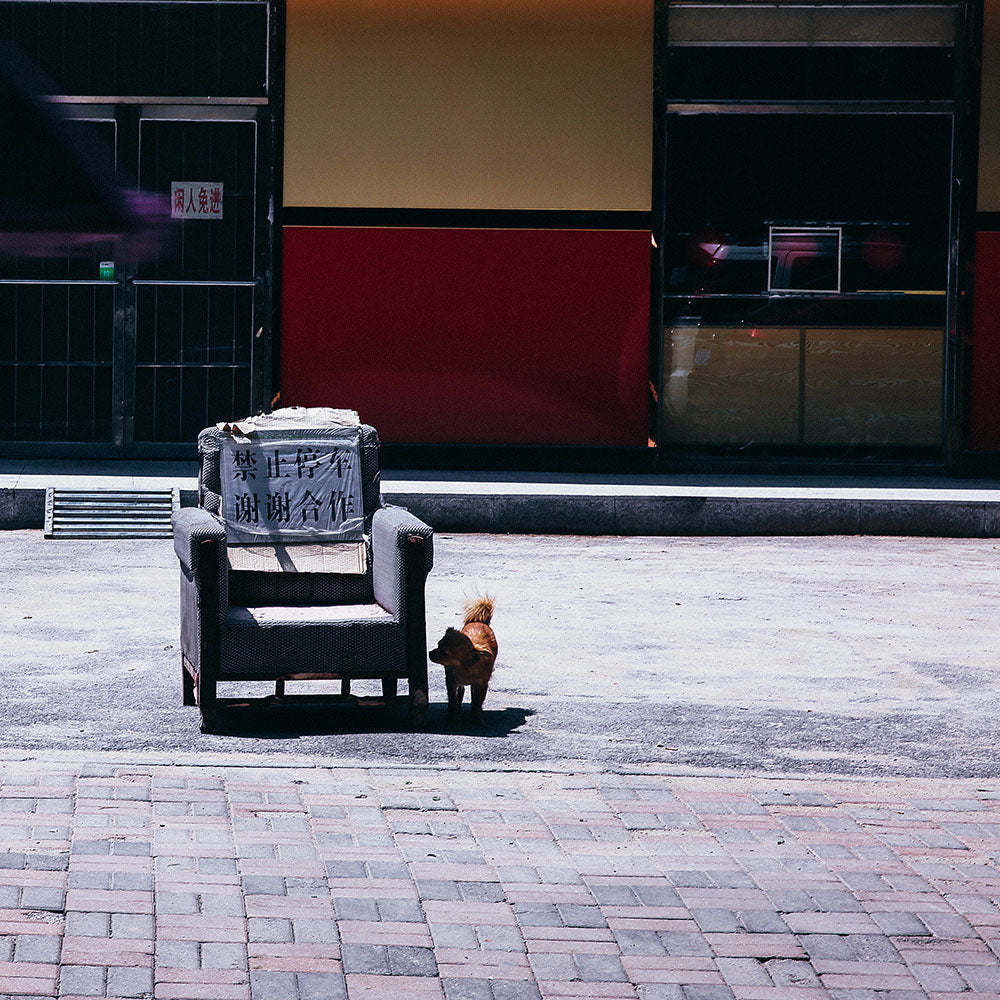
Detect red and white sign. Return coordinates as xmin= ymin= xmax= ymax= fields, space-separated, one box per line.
xmin=170 ymin=182 xmax=224 ymax=220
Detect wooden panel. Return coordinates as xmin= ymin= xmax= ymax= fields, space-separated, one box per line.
xmin=804 ymin=328 xmax=943 ymax=446
xmin=662 ymin=326 xmax=800 ymax=444
xmin=662 ymin=324 xmax=944 ymax=448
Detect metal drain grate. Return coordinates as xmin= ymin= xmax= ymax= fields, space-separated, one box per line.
xmin=45 ymin=488 xmax=179 ymax=539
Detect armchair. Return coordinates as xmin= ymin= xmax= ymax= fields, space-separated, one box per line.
xmin=170 ymin=410 xmax=433 ymax=733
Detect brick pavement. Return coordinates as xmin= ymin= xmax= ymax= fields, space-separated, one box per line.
xmin=0 ymin=760 xmax=996 ymax=999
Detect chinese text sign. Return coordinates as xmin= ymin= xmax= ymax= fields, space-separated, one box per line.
xmin=220 ymin=436 xmax=365 ymax=544
xmin=171 ymin=181 xmax=224 ymax=220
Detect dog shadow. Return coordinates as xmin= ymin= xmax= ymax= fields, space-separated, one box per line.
xmin=206 ymin=698 xmax=534 ymax=740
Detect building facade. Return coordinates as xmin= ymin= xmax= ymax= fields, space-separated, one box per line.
xmin=1 ymin=0 xmax=997 ymax=474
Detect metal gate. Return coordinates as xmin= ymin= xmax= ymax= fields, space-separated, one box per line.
xmin=0 ymin=105 xmax=269 ymax=457
xmin=0 ymin=0 xmax=272 ymax=458
xmin=130 ymin=109 xmax=267 ymax=455
xmin=0 ymin=113 xmax=120 ymax=451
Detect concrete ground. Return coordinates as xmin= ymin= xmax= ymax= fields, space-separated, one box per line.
xmin=2 ymin=530 xmax=999 ymax=777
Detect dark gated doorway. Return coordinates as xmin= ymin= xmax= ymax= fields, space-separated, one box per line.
xmin=0 ymin=0 xmax=273 ymax=458
xmin=132 ymin=109 xmax=267 ymax=455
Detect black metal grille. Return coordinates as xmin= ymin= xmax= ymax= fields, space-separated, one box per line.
xmin=138 ymin=118 xmax=257 ymax=282
xmin=1 ymin=2 xmax=268 ymax=98
xmin=133 ymin=117 xmax=258 ymax=444
xmin=0 ymin=282 xmax=115 ymax=442
xmin=135 ymin=284 xmax=253 ymax=366
xmin=133 ymin=363 xmax=251 ymax=444
xmin=0 ymin=0 xmax=271 ymax=455
xmin=134 ymin=283 xmax=254 ymax=442
xmin=0 ymin=118 xmax=118 ymax=283
xmin=0 ymin=115 xmax=119 ymax=443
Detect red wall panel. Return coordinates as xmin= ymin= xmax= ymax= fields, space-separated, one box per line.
xmin=280 ymin=226 xmax=650 ymax=447
xmin=971 ymin=231 xmax=1000 ymax=450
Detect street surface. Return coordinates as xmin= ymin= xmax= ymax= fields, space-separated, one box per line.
xmin=2 ymin=530 xmax=999 ymax=777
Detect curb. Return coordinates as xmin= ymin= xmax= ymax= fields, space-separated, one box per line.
xmin=390 ymin=491 xmax=1000 ymax=537
xmin=1 ymin=748 xmax=996 ymax=788
xmin=5 ymin=486 xmax=1000 ymax=535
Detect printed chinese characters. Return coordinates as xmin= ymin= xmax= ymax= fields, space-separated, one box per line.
xmin=170 ymin=182 xmax=224 ymax=220
xmin=231 ymin=449 xmax=257 ymax=481
xmin=226 ymin=443 xmax=362 ymax=533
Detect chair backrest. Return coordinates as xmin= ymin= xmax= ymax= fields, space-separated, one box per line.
xmin=197 ymin=409 xmax=383 ymax=606
xmin=198 ymin=415 xmax=382 ymax=522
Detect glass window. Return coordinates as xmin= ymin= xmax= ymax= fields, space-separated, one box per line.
xmin=661 ymin=113 xmax=951 ymax=453
xmin=666 ymin=4 xmax=958 ymax=102
xmin=667 ymin=5 xmax=956 ymax=46
xmin=664 ymin=115 xmax=950 ymax=297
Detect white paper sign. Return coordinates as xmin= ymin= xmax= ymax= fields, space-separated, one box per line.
xmin=220 ymin=435 xmax=365 ymax=544
xmin=171 ymin=181 xmax=223 ymax=220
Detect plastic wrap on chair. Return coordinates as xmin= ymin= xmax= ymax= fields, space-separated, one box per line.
xmin=220 ymin=432 xmax=365 ymax=543
xmin=198 ymin=412 xmax=381 ymax=526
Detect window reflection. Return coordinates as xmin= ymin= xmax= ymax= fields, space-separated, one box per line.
xmin=769 ymin=227 xmax=841 ymax=294
xmin=662 ymin=321 xmax=943 ymax=447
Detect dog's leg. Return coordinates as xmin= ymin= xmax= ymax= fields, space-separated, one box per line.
xmin=445 ymin=668 xmax=463 ymax=715
xmin=470 ymin=683 xmax=488 ymax=725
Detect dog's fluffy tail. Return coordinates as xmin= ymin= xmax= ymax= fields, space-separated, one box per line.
xmin=463 ymin=595 xmax=495 ymax=626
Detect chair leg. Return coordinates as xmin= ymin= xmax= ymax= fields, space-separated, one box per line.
xmin=409 ymin=684 xmax=428 ymax=728
xmin=341 ymin=678 xmax=351 ymax=698
xmin=408 ymin=651 xmax=429 ymax=728
xmin=195 ymin=536 xmax=221 ymax=734
xmin=181 ymin=658 xmax=196 ymax=707
xmin=198 ymin=672 xmax=218 ymax=734
xmin=381 ymin=678 xmax=398 ymax=703
xmin=403 ymin=533 xmax=429 ymax=728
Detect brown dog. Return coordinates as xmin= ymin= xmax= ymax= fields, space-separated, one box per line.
xmin=429 ymin=596 xmax=497 ymax=723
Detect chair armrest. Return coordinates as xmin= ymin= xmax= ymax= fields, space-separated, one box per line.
xmin=372 ymin=506 xmax=434 ymax=616
xmin=171 ymin=507 xmax=227 ymax=572
xmin=373 ymin=505 xmax=434 ymax=571
xmin=170 ymin=507 xmax=228 ymax=687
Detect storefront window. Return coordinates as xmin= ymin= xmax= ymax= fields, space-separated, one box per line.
xmin=660 ymin=5 xmax=958 ymax=458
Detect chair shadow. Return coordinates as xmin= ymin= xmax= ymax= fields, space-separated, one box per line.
xmin=206 ymin=696 xmax=535 ymax=740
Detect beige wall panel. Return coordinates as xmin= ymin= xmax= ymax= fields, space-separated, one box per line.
xmin=980 ymin=0 xmax=1000 ymax=211
xmin=284 ymin=0 xmax=652 ymax=211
